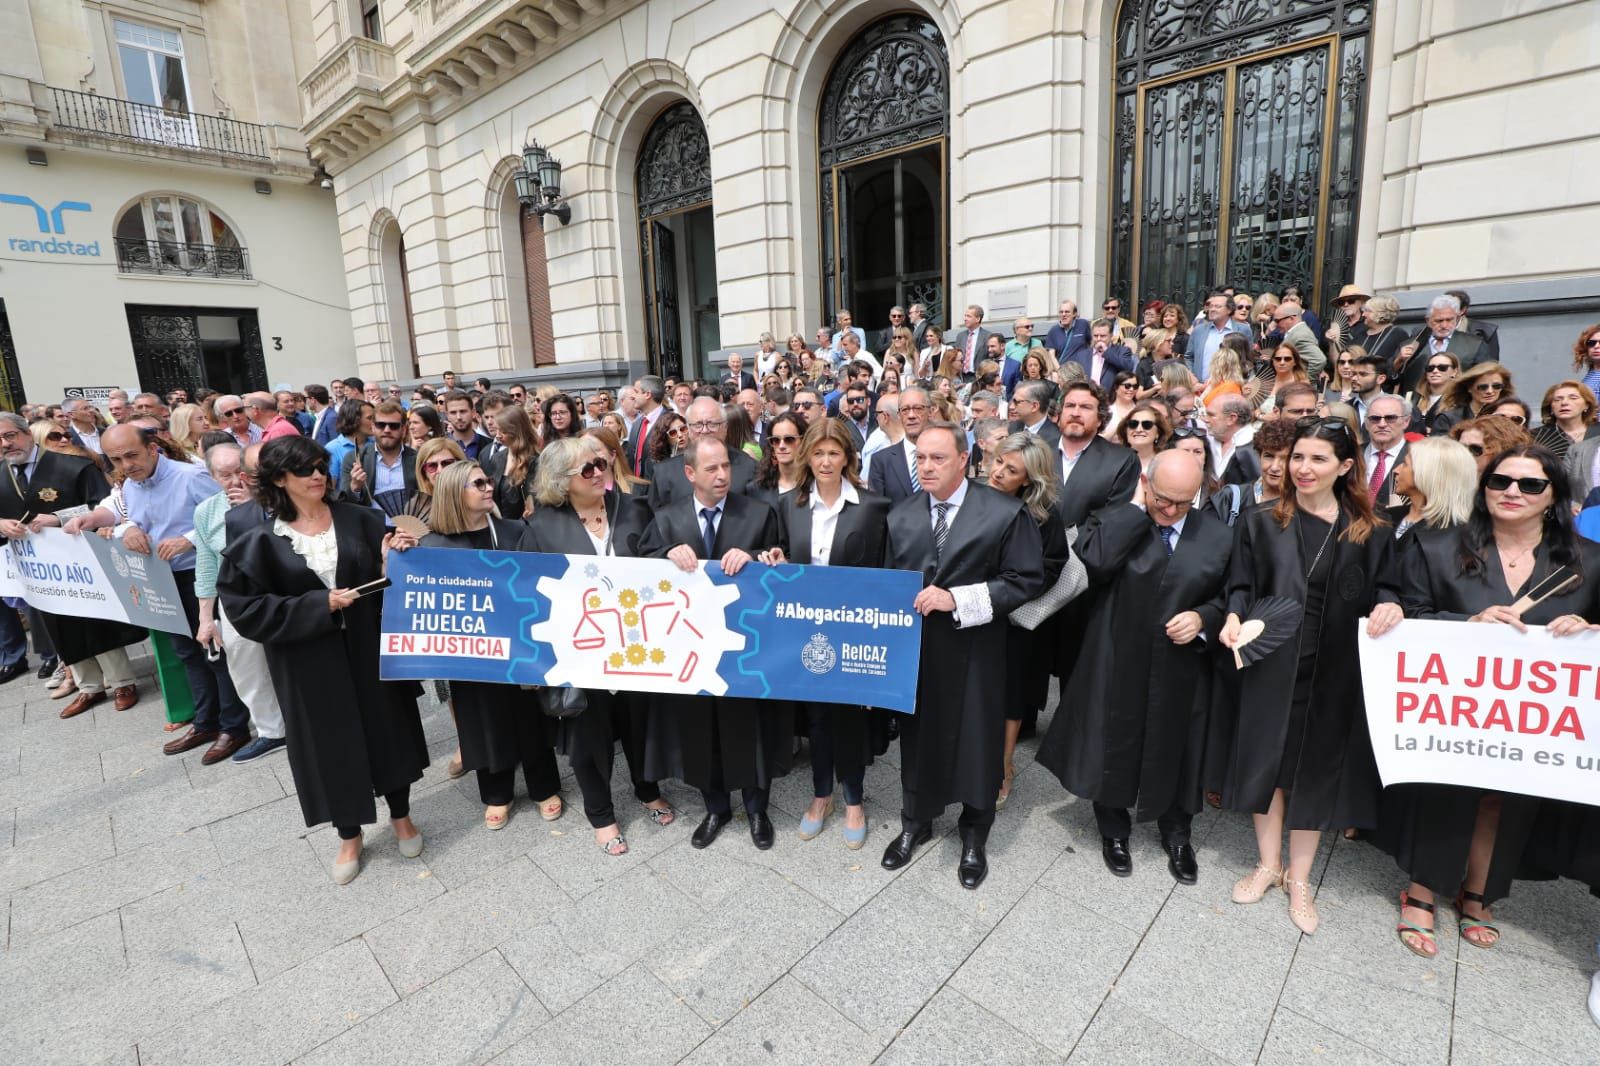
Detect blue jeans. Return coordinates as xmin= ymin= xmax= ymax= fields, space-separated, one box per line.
xmin=807 ymin=704 xmax=864 ymax=806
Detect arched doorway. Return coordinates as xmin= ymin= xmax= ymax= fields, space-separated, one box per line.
xmin=636 ymin=101 xmax=718 ymax=381
xmin=378 ymin=218 xmax=418 ymax=379
xmin=819 ymin=13 xmax=948 ymax=332
xmin=1108 ymin=0 xmax=1371 ymax=315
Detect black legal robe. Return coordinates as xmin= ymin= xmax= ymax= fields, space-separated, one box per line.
xmin=1375 ymin=528 xmax=1600 ymax=903
xmin=1221 ymin=506 xmax=1401 ymax=830
xmin=1002 ymin=505 xmax=1069 ymax=719
xmin=647 ymin=447 xmax=759 ymax=511
xmin=217 ymin=503 xmax=428 ymax=828
xmin=0 ymin=450 xmax=146 ymax=662
xmin=518 ymin=493 xmax=657 ymax=781
xmin=1037 ymin=502 xmax=1231 ymax=820
xmin=1051 ymin=436 xmax=1141 ymax=682
xmin=885 ymin=482 xmax=1044 ymax=821
xmin=419 ymin=518 xmax=551 ymax=780
xmin=637 ymin=492 xmax=791 ymax=793
xmin=774 ymin=486 xmax=894 ymax=779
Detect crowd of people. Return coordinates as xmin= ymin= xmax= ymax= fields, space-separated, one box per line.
xmin=2 ymin=285 xmax=1599 ymax=1015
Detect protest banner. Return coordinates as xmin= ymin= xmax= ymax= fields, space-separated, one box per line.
xmin=379 ymin=547 xmax=925 ymax=712
xmin=1358 ymin=618 xmax=1600 ymax=804
xmin=0 ymin=528 xmax=188 ymax=635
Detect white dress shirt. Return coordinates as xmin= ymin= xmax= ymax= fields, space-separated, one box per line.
xmin=808 ymin=481 xmax=858 ymax=565
xmin=926 ymin=478 xmax=992 ymax=628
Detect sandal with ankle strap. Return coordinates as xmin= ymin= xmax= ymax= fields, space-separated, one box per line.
xmin=1396 ymin=890 xmax=1438 ymax=958
xmin=1284 ymin=877 xmax=1319 ymax=935
xmin=1454 ymin=889 xmax=1500 ymax=948
xmin=1231 ymin=863 xmax=1283 ymax=904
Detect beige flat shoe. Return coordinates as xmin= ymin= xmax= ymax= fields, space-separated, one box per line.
xmin=1231 ymin=863 xmax=1284 ymax=904
xmin=331 ymin=844 xmax=362 ymax=885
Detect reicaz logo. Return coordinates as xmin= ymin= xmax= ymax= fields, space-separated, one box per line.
xmin=1 ymin=194 xmax=100 ymax=257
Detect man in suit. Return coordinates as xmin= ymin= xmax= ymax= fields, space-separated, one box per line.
xmin=442 ymin=389 xmax=492 ymax=460
xmin=868 ymin=386 xmax=931 ymax=503
xmin=630 ymin=376 xmax=668 ymax=475
xmin=1363 ymin=394 xmax=1409 ymax=506
xmin=1336 ymin=350 xmax=1389 ymax=431
xmin=875 ymin=306 xmax=909 ymax=353
xmin=1272 ymin=301 xmax=1328 ymax=383
xmin=1036 ymin=451 xmax=1233 ymax=883
xmin=1007 ymin=381 xmax=1062 ymax=449
xmin=908 ymin=303 xmax=932 ymax=350
xmin=1447 ymin=289 xmax=1500 ymax=363
xmin=306 ymin=385 xmax=339 ymax=446
xmin=1046 ymin=300 xmax=1092 ymax=368
xmin=63 ymin=398 xmax=105 ymax=455
xmin=881 ymin=421 xmax=1044 ymax=888
xmin=1186 ymin=292 xmax=1254 ymax=381
xmin=339 ymin=400 xmax=417 ymax=517
xmin=947 ymin=304 xmax=998 ymax=379
xmin=1204 ymin=395 xmax=1254 ymax=479
xmin=641 ymin=437 xmax=786 ymax=849
xmin=1392 ymin=294 xmax=1487 ymax=394
xmin=649 ymin=396 xmax=758 ymax=509
xmin=837 ymin=380 xmax=874 ymax=452
xmin=1064 ymin=321 xmax=1136 ymax=392
xmin=719 ymin=353 xmax=757 ymax=395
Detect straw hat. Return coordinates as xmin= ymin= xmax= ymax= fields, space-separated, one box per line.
xmin=1333 ymin=283 xmax=1370 ymax=304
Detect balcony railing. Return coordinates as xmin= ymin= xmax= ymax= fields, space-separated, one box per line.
xmin=301 ymin=36 xmax=397 ymax=121
xmin=115 ymin=238 xmax=253 ymax=280
xmin=51 ymin=88 xmax=271 ymax=161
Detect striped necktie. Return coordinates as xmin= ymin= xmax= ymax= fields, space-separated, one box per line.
xmin=933 ymin=501 xmax=951 ymax=559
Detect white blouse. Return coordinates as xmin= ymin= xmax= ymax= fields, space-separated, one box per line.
xmin=275 ymin=518 xmax=338 ymax=589
xmin=808 ymin=482 xmax=859 ymax=566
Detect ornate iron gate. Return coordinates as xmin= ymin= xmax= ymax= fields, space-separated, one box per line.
xmin=636 ymin=101 xmax=712 ymax=381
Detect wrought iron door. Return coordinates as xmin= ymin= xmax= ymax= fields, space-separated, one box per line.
xmin=820 ymin=14 xmax=949 ymax=327
xmin=0 ymin=300 xmax=24 ymax=411
xmin=125 ymin=305 xmax=267 ymax=397
xmin=1109 ymin=0 xmax=1370 ymax=315
xmin=636 ymin=101 xmax=711 ymax=378
xmin=642 ymin=219 xmax=682 ymax=381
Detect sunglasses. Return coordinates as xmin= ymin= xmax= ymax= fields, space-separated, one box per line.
xmin=770 ymin=434 xmax=800 ymax=446
xmin=792 ymin=401 xmax=819 ymax=410
xmin=219 ymin=407 xmax=245 ymax=418
xmin=1586 ymin=339 xmax=1600 ymax=349
xmin=666 ymin=424 xmax=689 ymax=435
xmin=1473 ymin=381 xmax=1506 ymax=392
xmin=1118 ymin=382 xmax=1138 ymax=390
xmin=1464 ymin=443 xmax=1485 ymax=457
xmin=1484 ymin=473 xmax=1551 ymax=495
xmin=423 ymin=459 xmax=457 ymax=472
xmin=468 ymin=477 xmax=495 ymax=491
xmin=374 ymin=420 xmax=404 ymax=430
xmin=1170 ymin=426 xmax=1208 ymax=441
xmin=289 ymin=463 xmax=329 ymax=478
xmin=1426 ymin=363 xmax=1453 ymax=372
xmin=1125 ymin=419 xmax=1158 ymax=431
xmin=1367 ymin=414 xmax=1404 ymax=424
xmin=45 ymin=432 xmax=68 ymax=442
xmin=1295 ymin=416 xmax=1352 ymax=438
xmin=1272 ymin=356 xmax=1296 ymax=364
xmin=1499 ymin=414 xmax=1528 ymax=426
xmin=568 ymin=459 xmax=608 ymax=479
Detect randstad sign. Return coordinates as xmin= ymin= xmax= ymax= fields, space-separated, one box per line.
xmin=1 ymin=194 xmax=101 ymax=257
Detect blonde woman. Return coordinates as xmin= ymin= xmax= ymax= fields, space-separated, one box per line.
xmin=168 ymin=403 xmax=211 ymax=457
xmin=1387 ymin=437 xmax=1476 ymax=539
xmin=1201 ymin=344 xmax=1247 ymax=405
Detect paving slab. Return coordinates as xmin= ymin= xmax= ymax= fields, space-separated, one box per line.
xmin=490 ymin=964 xmax=711 ymax=1066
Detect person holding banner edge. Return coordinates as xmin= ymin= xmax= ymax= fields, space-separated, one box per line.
xmin=639 ymin=436 xmax=789 ymax=851
xmin=419 ymin=461 xmax=564 ymax=829
xmin=758 ymin=417 xmax=892 ymax=849
xmin=520 ymin=436 xmax=676 ymax=855
xmin=217 ymin=435 xmax=430 ymax=885
xmin=1378 ymin=446 xmax=1600 ymax=957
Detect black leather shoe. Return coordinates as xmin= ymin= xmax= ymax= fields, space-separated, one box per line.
xmin=880 ymin=825 xmax=932 ymax=870
xmin=958 ymin=844 xmax=988 ymax=890
xmin=0 ymin=661 xmax=28 ymax=684
xmin=691 ymin=811 xmax=730 ymax=849
xmin=35 ymin=656 xmax=57 ymax=680
xmin=1165 ymin=842 xmax=1198 ymax=885
xmin=1102 ymin=837 xmax=1133 ymax=877
xmin=749 ymin=811 xmax=774 ymax=850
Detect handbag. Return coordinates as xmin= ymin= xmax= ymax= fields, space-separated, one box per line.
xmin=1009 ymin=525 xmax=1088 ymax=631
xmin=538 ymin=685 xmax=587 ymax=719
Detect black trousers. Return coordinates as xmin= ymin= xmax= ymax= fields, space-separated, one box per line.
xmin=572 ymin=756 xmax=662 ymax=829
xmin=1093 ymin=801 xmax=1193 ymax=846
xmin=172 ymin=569 xmax=250 ymax=735
xmin=475 ymin=746 xmax=561 ymax=808
xmin=337 ymin=788 xmax=410 ymax=839
xmin=901 ymin=782 xmax=994 ymax=846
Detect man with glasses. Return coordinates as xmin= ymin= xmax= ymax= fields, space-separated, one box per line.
xmin=1185 ymin=292 xmax=1253 ymax=381
xmin=647 ymin=396 xmax=757 ymax=508
xmin=1205 ymin=395 xmax=1255 ymax=481
xmin=869 ymin=386 xmax=933 ymax=503
xmin=340 ymin=400 xmax=416 ymax=517
xmin=860 ymin=393 xmax=901 ymax=480
xmin=907 ymin=302 xmax=931 ymax=349
xmin=1272 ymin=300 xmax=1328 ymax=383
xmin=875 ymin=306 xmax=908 ymax=353
xmin=1100 ymin=297 xmax=1136 ymax=343
xmin=827 ymin=360 xmax=876 ymax=415
xmin=1394 ymin=293 xmax=1485 ymax=393
xmin=216 ymin=395 xmax=263 ymax=448
xmin=1047 ymin=300 xmax=1092 ymax=367
xmin=1038 ymin=449 xmax=1231 ymax=884
xmin=999 ymin=317 xmax=1044 ymax=397
xmin=63 ymin=398 xmax=104 ymax=454
xmin=1364 ymin=394 xmax=1410 ymax=504
xmin=1007 ymin=381 xmax=1061 ymax=448
xmin=1272 ymin=382 xmax=1322 ymax=423
xmin=68 ymin=426 xmax=250 ymax=762
xmin=839 ymin=381 xmax=874 ymax=451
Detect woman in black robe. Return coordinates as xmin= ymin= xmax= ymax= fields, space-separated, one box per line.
xmin=758 ymin=418 xmax=891 ymax=848
xmin=217 ymin=435 xmax=429 ymax=885
xmin=418 ymin=460 xmax=562 ymax=830
xmin=750 ymin=411 xmax=808 ymax=510
xmin=1220 ymin=416 xmax=1403 ymax=934
xmin=517 ymin=437 xmax=676 ymax=855
xmin=984 ymin=432 xmax=1068 ymax=808
xmin=1378 ymin=446 xmax=1600 ymax=956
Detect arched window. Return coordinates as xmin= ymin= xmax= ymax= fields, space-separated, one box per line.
xmin=819 ymin=14 xmax=948 ymax=329
xmin=1109 ymin=0 xmax=1370 ymax=315
xmin=114 ymin=193 xmax=248 ymax=277
xmin=377 ymin=218 xmax=418 ymax=379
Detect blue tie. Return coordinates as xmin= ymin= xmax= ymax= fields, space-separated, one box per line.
xmin=1160 ymin=524 xmax=1176 ymax=556
xmin=700 ymin=507 xmax=718 ymax=559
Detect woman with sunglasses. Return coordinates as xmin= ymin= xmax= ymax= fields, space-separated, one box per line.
xmin=1405 ymin=351 xmax=1458 ymax=435
xmin=30 ymin=420 xmax=92 ymax=462
xmin=1220 ymin=416 xmax=1403 ymax=935
xmin=757 ymin=419 xmax=892 ymax=846
xmin=1376 ymin=446 xmax=1600 ymax=958
xmin=1480 ymin=397 xmax=1534 ymax=433
xmin=1571 ymin=324 xmax=1600 ymax=397
xmin=217 ymin=435 xmax=428 ymax=885
xmin=1104 ymin=372 xmax=1141 ymax=435
xmin=1532 ymin=380 xmax=1600 ymax=463
xmin=418 ymin=461 xmax=563 ymax=830
xmin=640 ymin=411 xmax=688 ymax=483
xmin=751 ymin=411 xmax=809 ymax=508
xmin=1432 ymin=362 xmax=1514 ymax=437
xmin=518 ymin=437 xmax=673 ymax=854
xmin=403 ymin=437 xmax=467 ymax=526
xmin=1448 ymin=416 xmax=1531 ymax=480
xmin=1112 ymin=403 xmax=1172 ymax=474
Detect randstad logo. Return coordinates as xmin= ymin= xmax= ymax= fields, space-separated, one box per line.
xmin=2 ymin=194 xmax=100 ymax=257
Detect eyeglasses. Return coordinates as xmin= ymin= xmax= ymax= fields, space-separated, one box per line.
xmin=1426 ymin=362 xmax=1453 ymax=372
xmin=1102 ymin=304 xmax=1118 ymax=312
xmin=900 ymin=404 xmax=931 ymax=414
xmin=423 ymin=458 xmax=457 ymax=472
xmin=374 ymin=420 xmax=403 ymax=430
xmin=1484 ymin=473 xmax=1551 ymax=495
xmin=468 ymin=477 xmax=495 ymax=491
xmin=1149 ymin=491 xmax=1194 ymax=510
xmin=845 ymin=395 xmax=867 ymax=404
xmin=792 ymin=401 xmax=819 ymax=411
xmin=288 ymin=462 xmax=329 ymax=478
xmin=1366 ymin=413 xmax=1404 ymax=424
xmin=666 ymin=424 xmax=688 ymax=435
xmin=219 ymin=407 xmax=245 ymax=418
xmin=1125 ymin=419 xmax=1158 ymax=431
xmin=770 ymin=434 xmax=800 ymax=447
xmin=1472 ymin=381 xmax=1506 ymax=392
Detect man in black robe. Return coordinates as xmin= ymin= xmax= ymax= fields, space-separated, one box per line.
xmin=640 ymin=437 xmax=787 ymax=850
xmin=881 ymin=422 xmax=1043 ymax=888
xmin=1037 ymin=451 xmax=1232 ymax=883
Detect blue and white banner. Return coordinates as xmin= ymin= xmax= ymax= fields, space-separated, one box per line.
xmin=379 ymin=548 xmax=925 ymax=713
xmin=0 ymin=528 xmax=188 ymax=635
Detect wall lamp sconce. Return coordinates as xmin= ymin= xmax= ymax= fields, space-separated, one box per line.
xmin=515 ymin=140 xmax=571 ymax=227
